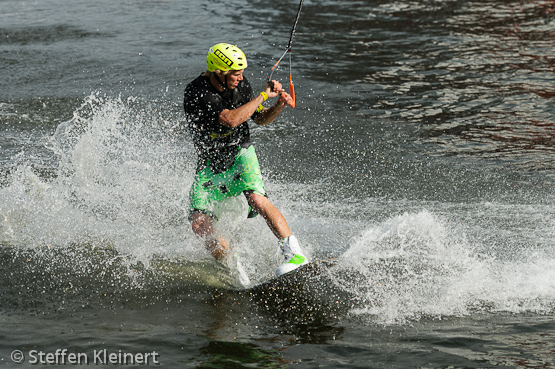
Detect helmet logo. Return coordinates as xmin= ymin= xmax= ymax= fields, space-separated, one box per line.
xmin=207 ymin=43 xmax=247 ymax=72
xmin=214 ymin=48 xmax=234 ymax=68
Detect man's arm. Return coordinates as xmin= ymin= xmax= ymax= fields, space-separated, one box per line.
xmin=253 ymin=92 xmax=294 ymax=127
xmin=218 ymin=80 xmax=292 ymax=128
xmin=218 ymin=93 xmax=266 ymax=128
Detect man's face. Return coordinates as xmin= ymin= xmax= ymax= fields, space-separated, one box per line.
xmin=226 ymin=69 xmax=244 ymax=89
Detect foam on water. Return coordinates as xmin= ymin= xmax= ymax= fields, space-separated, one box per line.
xmin=333 ymin=210 xmax=555 ymax=324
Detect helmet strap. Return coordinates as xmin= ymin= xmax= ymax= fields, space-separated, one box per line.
xmin=215 ymin=73 xmax=228 ymax=91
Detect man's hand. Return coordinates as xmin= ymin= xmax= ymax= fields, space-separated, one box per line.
xmin=265 ymin=80 xmax=285 ymax=98
xmin=254 ymin=90 xmax=293 ymax=126
xmin=277 ymin=92 xmax=294 ymax=108
xmin=264 ymin=80 xmax=294 ymax=108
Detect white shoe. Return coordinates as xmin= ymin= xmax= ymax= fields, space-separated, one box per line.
xmin=218 ymin=252 xmax=251 ymax=287
xmin=276 ymin=235 xmax=308 ymax=276
xmin=234 ymin=254 xmax=251 ymax=287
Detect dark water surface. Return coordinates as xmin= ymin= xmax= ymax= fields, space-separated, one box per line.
xmin=2 ymin=0 xmax=555 ymax=367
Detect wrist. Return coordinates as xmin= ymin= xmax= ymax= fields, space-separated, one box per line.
xmin=274 ymin=100 xmax=286 ymax=109
xmin=259 ymin=91 xmax=268 ymax=101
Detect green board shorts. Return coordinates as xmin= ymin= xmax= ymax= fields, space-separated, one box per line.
xmin=189 ymin=145 xmax=266 ymax=220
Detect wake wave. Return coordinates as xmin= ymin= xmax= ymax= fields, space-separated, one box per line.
xmin=331 ymin=210 xmax=555 ymax=324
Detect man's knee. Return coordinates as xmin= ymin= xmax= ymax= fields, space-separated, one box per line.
xmin=190 ymin=212 xmax=213 ymax=237
xmin=247 ymin=192 xmax=278 ymax=217
xmin=246 ymin=192 xmax=267 ymax=207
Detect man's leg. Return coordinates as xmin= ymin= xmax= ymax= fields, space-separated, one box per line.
xmin=245 ymin=193 xmax=291 ymax=239
xmin=190 ymin=212 xmax=229 ymax=260
xmin=246 ymin=193 xmax=308 ymax=276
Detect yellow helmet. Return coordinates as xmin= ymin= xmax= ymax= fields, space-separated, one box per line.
xmin=206 ymin=43 xmax=248 ymax=72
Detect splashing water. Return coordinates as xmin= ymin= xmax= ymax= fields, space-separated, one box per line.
xmin=2 ymin=93 xmax=555 ymax=323
xmin=2 ymin=94 xmax=193 ymax=260
xmin=0 ymin=93 xmax=283 ymax=294
xmin=329 ymin=210 xmax=555 ymax=324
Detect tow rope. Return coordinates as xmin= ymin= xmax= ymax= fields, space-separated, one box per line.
xmin=266 ymin=0 xmax=304 ymax=108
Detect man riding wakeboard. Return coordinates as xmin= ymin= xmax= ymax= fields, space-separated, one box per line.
xmin=183 ymin=42 xmax=308 ymax=276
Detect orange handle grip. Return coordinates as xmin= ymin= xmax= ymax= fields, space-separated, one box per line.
xmin=289 ymin=75 xmax=295 ymax=109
